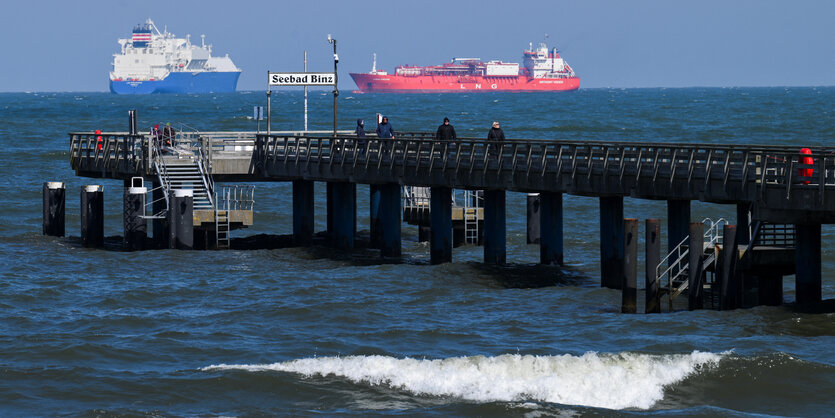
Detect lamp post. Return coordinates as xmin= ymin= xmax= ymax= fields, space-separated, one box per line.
xmin=328 ymin=34 xmax=338 ymax=137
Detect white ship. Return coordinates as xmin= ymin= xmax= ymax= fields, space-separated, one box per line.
xmin=110 ymin=19 xmax=241 ymax=94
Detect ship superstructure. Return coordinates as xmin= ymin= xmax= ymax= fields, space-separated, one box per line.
xmin=109 ymin=19 xmax=241 ymax=94
xmin=350 ymin=43 xmax=579 ymax=93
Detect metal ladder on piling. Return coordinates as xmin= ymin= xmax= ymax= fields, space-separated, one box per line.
xmin=463 ymin=190 xmax=481 ymax=244
xmin=215 ymin=188 xmax=230 ymax=249
xmin=657 ymin=218 xmax=725 ymax=310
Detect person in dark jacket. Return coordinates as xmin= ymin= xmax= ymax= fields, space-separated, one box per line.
xmin=376 ymin=116 xmax=395 ymax=153
xmin=355 ymin=119 xmax=366 ymax=138
xmin=376 ymin=116 xmax=395 ymax=139
xmin=487 ymin=120 xmax=505 ymax=157
xmin=435 ymin=117 xmax=457 ymax=141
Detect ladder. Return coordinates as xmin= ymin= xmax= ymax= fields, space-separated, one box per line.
xmin=658 ymin=218 xmax=725 ymax=311
xmin=215 ymin=205 xmax=230 ymax=249
xmin=463 ymin=190 xmax=480 ymax=244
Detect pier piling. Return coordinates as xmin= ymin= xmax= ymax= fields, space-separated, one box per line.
xmin=330 ymin=182 xmax=355 ymax=249
xmin=379 ymin=183 xmax=401 ymax=257
xmin=527 ymin=193 xmax=540 ymax=244
xmin=123 ymin=186 xmax=147 ymax=251
xmin=168 ymin=189 xmax=194 ymax=250
xmin=795 ymin=223 xmax=822 ymax=310
xmin=736 ymin=203 xmax=751 ymax=246
xmin=430 ymin=186 xmax=452 ymax=264
xmin=758 ymin=273 xmax=783 ymax=306
xmin=42 ymin=182 xmax=65 ymax=237
xmin=369 ymin=184 xmax=382 ymax=248
xmin=719 ymin=224 xmax=740 ymax=310
xmin=600 ymin=196 xmax=624 ymax=289
xmin=292 ymin=180 xmax=314 ymax=245
xmin=645 ymin=219 xmax=661 ymax=313
xmin=80 ymin=185 xmax=104 ymax=248
xmin=483 ymin=190 xmax=506 ymax=265
xmin=622 ymin=218 xmax=638 ymax=313
xmin=688 ymin=222 xmax=705 ymax=310
xmin=539 ymin=192 xmax=563 ymax=265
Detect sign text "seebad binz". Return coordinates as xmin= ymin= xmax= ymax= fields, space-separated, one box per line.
xmin=269 ymin=72 xmax=336 ymax=86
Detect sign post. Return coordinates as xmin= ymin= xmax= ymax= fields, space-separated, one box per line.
xmin=253 ymin=106 xmax=264 ymax=133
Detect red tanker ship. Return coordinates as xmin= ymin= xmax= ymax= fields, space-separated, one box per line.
xmin=350 ymin=43 xmax=579 ymax=93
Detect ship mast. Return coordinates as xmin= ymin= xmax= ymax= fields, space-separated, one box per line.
xmin=372 ymin=53 xmax=377 ymax=73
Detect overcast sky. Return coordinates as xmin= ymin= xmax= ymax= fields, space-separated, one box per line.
xmin=1 ymin=0 xmax=833 ymax=92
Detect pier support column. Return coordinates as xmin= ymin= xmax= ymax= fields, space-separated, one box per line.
xmin=483 ymin=190 xmax=506 ymax=265
xmin=80 ymin=185 xmax=104 ymax=248
xmin=330 ymin=182 xmax=356 ymax=249
xmin=539 ymin=192 xmax=563 ymax=265
xmin=719 ymin=224 xmax=740 ymax=310
xmin=292 ymin=180 xmax=314 ymax=245
xmin=600 ymin=196 xmax=624 ymax=289
xmin=622 ymin=219 xmax=638 ymax=313
xmin=688 ymin=222 xmax=705 ymax=310
xmin=43 ymin=182 xmax=65 ymax=237
xmin=527 ymin=193 xmax=540 ymax=244
xmin=758 ymin=274 xmax=783 ymax=306
xmin=430 ymin=186 xmax=452 ymax=264
xmin=795 ymin=223 xmax=821 ymax=311
xmin=736 ymin=203 xmax=751 ymax=246
xmin=645 ymin=219 xmax=661 ymax=313
xmin=369 ymin=184 xmax=382 ymax=248
xmin=326 ymin=182 xmax=334 ymax=238
xmin=379 ymin=183 xmax=401 ymax=257
xmin=152 ymin=181 xmax=167 ymax=248
xmin=123 ymin=186 xmax=147 ymax=251
xmin=168 ymin=189 xmax=193 ymax=250
xmin=667 ymin=200 xmax=691 ymax=256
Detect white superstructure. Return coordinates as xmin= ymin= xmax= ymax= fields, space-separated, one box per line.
xmin=523 ymin=42 xmax=575 ymax=79
xmin=110 ymin=19 xmax=240 ymax=82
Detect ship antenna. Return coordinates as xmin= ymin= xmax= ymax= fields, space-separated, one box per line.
xmin=372 ymin=53 xmax=377 ymax=72
xmin=201 ymin=34 xmax=205 ymax=48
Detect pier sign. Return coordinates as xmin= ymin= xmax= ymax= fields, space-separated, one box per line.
xmin=269 ymin=72 xmax=335 ymax=86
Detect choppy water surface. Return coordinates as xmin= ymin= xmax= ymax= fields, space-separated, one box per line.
xmin=0 ymin=88 xmax=833 ymax=416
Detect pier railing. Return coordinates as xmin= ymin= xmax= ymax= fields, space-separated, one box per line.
xmin=70 ymin=131 xmax=835 ymax=214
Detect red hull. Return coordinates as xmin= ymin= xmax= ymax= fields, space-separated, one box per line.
xmin=350 ymin=73 xmax=580 ymax=93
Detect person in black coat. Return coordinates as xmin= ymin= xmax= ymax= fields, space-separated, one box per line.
xmin=487 ymin=120 xmax=505 ymax=157
xmin=355 ymin=119 xmax=366 ymax=138
xmin=435 ymin=117 xmax=457 ymax=142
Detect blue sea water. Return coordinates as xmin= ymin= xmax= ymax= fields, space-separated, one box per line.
xmin=0 ymin=88 xmax=833 ymax=416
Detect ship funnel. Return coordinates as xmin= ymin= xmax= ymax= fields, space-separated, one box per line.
xmin=372 ymin=53 xmax=377 ymax=73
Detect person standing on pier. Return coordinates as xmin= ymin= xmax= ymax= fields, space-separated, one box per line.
xmin=487 ymin=120 xmax=505 ymax=157
xmin=355 ymin=119 xmax=366 ymax=138
xmin=162 ymin=122 xmax=176 ymax=149
xmin=376 ymin=116 xmax=395 ymax=152
xmin=435 ymin=117 xmax=457 ymax=142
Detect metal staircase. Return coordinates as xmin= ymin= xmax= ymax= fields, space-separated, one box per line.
xmin=463 ymin=190 xmax=481 ymax=244
xmin=658 ymin=218 xmax=725 ymax=311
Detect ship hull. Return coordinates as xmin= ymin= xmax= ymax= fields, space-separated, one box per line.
xmin=350 ymin=73 xmax=579 ymax=93
xmin=110 ymin=71 xmax=241 ymax=94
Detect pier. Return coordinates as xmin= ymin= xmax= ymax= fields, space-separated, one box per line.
xmin=61 ymin=129 xmax=833 ymax=312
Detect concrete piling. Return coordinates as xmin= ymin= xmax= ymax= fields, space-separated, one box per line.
xmin=645 ymin=219 xmax=661 ymax=313
xmin=719 ymin=224 xmax=740 ymax=310
xmin=168 ymin=189 xmax=194 ymax=250
xmin=526 ymin=193 xmax=540 ymax=244
xmin=292 ymin=180 xmax=314 ymax=245
xmin=123 ymin=186 xmax=147 ymax=251
xmin=379 ymin=183 xmax=401 ymax=257
xmin=758 ymin=273 xmax=783 ymax=306
xmin=326 ymin=182 xmax=334 ymax=238
xmin=539 ymin=192 xmax=563 ymax=265
xmin=736 ymin=203 xmax=751 ymax=246
xmin=483 ymin=190 xmax=506 ymax=265
xmin=330 ymin=182 xmax=355 ymax=249
xmin=369 ymin=184 xmax=382 ymax=248
xmin=688 ymin=222 xmax=705 ymax=310
xmin=430 ymin=186 xmax=452 ymax=264
xmin=80 ymin=185 xmax=104 ymax=248
xmin=622 ymin=218 xmax=638 ymax=313
xmin=600 ymin=196 xmax=624 ymax=289
xmin=795 ymin=223 xmax=822 ymax=310
xmin=43 ymin=182 xmax=65 ymax=237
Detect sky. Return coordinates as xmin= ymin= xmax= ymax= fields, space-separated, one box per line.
xmin=0 ymin=0 xmax=833 ymax=92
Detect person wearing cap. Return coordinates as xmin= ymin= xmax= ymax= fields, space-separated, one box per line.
xmin=487 ymin=121 xmax=505 ymax=157
xmin=435 ymin=117 xmax=457 ymax=142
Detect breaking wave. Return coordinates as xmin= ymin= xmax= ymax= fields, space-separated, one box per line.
xmin=203 ymin=351 xmax=725 ymax=410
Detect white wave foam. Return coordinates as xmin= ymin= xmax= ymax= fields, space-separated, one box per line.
xmin=203 ymin=351 xmax=724 ymax=410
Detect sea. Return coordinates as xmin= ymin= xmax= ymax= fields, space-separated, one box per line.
xmin=1 ymin=87 xmax=833 ymax=416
